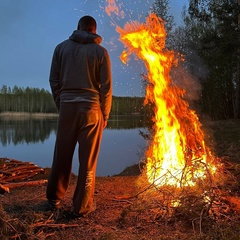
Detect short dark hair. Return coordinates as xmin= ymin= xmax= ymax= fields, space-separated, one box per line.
xmin=77 ymin=16 xmax=97 ymax=33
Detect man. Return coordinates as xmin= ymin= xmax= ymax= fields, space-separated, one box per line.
xmin=46 ymin=15 xmax=112 ymax=217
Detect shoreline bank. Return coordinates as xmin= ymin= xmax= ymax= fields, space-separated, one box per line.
xmin=0 ymin=111 xmax=58 ymax=119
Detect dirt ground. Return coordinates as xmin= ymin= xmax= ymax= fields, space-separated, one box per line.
xmin=1 ymin=119 xmax=240 ymax=240
xmin=1 ymin=172 xmax=201 ymax=240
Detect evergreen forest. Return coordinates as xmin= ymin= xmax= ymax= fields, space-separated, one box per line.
xmin=0 ymin=85 xmax=149 ymax=116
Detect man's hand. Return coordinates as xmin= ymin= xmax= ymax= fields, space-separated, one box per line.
xmin=103 ymin=120 xmax=107 ymax=129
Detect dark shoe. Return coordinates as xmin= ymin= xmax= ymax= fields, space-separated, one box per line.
xmin=72 ymin=207 xmax=96 ymax=219
xmin=71 ymin=212 xmax=86 ymax=219
xmin=47 ymin=200 xmax=61 ymax=210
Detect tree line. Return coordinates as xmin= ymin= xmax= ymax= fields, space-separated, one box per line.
xmin=0 ymin=85 xmax=151 ymax=116
xmin=0 ymin=85 xmax=56 ymax=113
xmin=183 ymin=0 xmax=240 ymax=120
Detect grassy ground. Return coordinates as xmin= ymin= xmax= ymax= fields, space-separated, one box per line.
xmin=0 ymin=119 xmax=240 ymax=240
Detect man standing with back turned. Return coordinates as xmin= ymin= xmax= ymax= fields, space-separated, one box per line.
xmin=46 ymin=15 xmax=112 ymax=217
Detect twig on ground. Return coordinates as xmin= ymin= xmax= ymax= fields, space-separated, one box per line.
xmin=30 ymin=223 xmax=80 ymax=228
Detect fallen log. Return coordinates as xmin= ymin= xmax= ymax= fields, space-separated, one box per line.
xmin=0 ymin=158 xmax=25 ymax=164
xmin=0 ymin=170 xmax=16 ymax=176
xmin=1 ymin=171 xmax=43 ymax=183
xmin=0 ymin=184 xmax=9 ymax=194
xmin=4 ymin=164 xmax=39 ymax=173
xmin=0 ymin=161 xmax=33 ymax=169
xmin=0 ymin=179 xmax=48 ymax=194
xmin=0 ymin=162 xmax=18 ymax=170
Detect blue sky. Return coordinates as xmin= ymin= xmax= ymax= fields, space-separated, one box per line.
xmin=0 ymin=0 xmax=188 ymax=96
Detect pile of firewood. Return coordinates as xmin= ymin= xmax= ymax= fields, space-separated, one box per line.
xmin=0 ymin=158 xmax=47 ymax=194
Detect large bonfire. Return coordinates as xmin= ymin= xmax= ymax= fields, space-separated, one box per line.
xmin=117 ymin=14 xmax=219 ymax=188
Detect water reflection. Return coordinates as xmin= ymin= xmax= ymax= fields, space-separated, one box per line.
xmin=108 ymin=115 xmax=146 ymax=129
xmin=0 ymin=115 xmax=148 ymax=176
xmin=0 ymin=115 xmax=147 ymax=146
xmin=0 ymin=117 xmax=57 ymax=146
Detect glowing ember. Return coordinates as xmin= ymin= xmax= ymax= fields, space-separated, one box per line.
xmin=105 ymin=0 xmax=125 ymax=18
xmin=117 ymin=14 xmax=217 ymax=188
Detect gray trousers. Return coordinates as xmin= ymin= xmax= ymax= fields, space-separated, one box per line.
xmin=46 ymin=102 xmax=103 ymax=214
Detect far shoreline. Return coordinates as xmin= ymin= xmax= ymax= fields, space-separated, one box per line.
xmin=0 ymin=111 xmax=58 ymax=119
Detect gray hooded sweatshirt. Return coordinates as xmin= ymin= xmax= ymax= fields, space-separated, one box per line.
xmin=49 ymin=30 xmax=112 ymax=120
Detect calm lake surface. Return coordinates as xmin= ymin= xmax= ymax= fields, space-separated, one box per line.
xmin=0 ymin=115 xmax=149 ymax=176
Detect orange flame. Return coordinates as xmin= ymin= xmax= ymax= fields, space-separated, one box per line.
xmin=118 ymin=14 xmax=217 ymax=188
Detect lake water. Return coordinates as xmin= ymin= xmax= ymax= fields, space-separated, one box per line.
xmin=0 ymin=115 xmax=149 ymax=176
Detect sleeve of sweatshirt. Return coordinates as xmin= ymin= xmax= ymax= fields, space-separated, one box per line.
xmin=49 ymin=47 xmax=61 ymax=110
xmin=99 ymin=48 xmax=112 ymax=121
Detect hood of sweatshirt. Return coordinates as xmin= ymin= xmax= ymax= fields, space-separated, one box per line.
xmin=69 ymin=30 xmax=102 ymax=45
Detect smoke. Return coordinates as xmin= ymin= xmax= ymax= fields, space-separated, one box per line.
xmin=171 ymin=61 xmax=203 ymax=102
xmin=186 ymin=49 xmax=209 ymax=81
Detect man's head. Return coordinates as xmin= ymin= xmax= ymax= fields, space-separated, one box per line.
xmin=77 ymin=16 xmax=97 ymax=33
